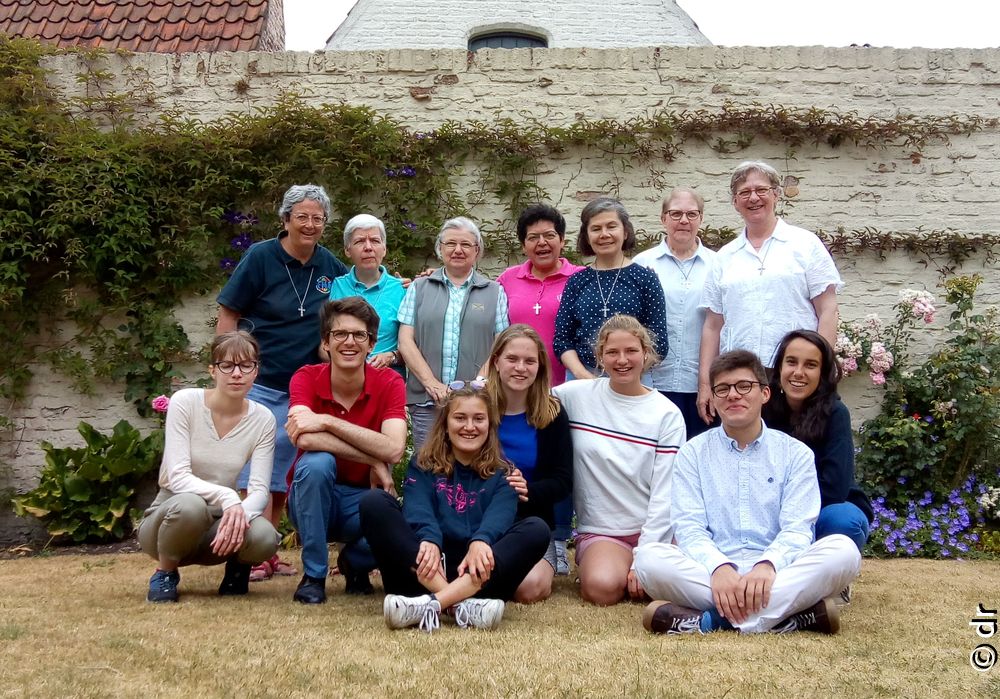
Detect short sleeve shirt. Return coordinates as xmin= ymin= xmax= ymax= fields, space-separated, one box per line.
xmin=328 ymin=266 xmax=407 ymax=354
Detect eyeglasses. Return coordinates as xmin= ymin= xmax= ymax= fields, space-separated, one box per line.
xmin=329 ymin=329 xmax=371 ymax=343
xmin=448 ymin=379 xmax=486 ymax=392
xmin=524 ymin=231 xmax=560 ymax=244
xmin=292 ymin=214 xmax=327 ymax=226
xmin=711 ymin=380 xmax=762 ymax=398
xmin=665 ymin=210 xmax=702 ymax=221
xmin=441 ymin=241 xmax=478 ymax=252
xmin=214 ymin=360 xmax=259 ymax=374
xmin=734 ymin=187 xmax=775 ymax=201
xmin=349 ymin=236 xmax=384 ymax=248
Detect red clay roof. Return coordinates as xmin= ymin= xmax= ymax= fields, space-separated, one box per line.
xmin=0 ymin=0 xmax=284 ymax=53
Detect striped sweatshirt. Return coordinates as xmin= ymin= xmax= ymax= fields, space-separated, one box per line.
xmin=553 ymin=378 xmax=685 ymax=547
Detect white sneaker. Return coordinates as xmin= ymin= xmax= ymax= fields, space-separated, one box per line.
xmin=383 ymin=594 xmax=441 ymax=633
xmin=838 ymin=585 xmax=853 ymax=606
xmin=453 ymin=598 xmax=505 ymax=630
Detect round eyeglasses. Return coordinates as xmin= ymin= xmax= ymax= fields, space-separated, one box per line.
xmin=214 ymin=360 xmax=258 ymax=374
xmin=711 ymin=380 xmax=762 ymax=398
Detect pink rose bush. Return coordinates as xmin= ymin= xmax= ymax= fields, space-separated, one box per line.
xmin=151 ymin=395 xmax=170 ymax=413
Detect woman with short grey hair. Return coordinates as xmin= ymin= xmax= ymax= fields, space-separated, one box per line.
xmin=216 ymin=183 xmax=349 ymax=582
xmin=397 ymin=217 xmax=509 ymax=449
xmin=697 ymin=160 xmax=843 ymax=425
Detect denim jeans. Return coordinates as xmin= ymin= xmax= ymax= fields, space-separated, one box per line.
xmin=288 ymin=451 xmax=375 ymax=578
xmin=816 ymin=502 xmax=870 ymax=552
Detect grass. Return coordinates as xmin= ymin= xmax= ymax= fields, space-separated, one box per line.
xmin=0 ymin=551 xmax=997 ymax=698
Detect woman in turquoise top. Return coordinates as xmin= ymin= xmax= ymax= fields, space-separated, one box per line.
xmin=328 ymin=214 xmax=406 ymax=372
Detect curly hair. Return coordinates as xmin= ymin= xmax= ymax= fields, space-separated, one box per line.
xmin=416 ymin=388 xmax=511 ymax=479
xmin=485 ymin=324 xmax=560 ymax=429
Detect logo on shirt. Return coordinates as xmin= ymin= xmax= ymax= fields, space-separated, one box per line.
xmin=315 ymin=276 xmax=333 ymax=294
xmin=471 ymin=303 xmax=485 ymax=312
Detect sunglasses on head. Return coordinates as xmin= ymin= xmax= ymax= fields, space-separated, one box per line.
xmin=447 ymin=379 xmax=486 ymax=392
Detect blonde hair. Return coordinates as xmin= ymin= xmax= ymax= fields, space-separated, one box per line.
xmin=417 ymin=389 xmax=511 ymax=479
xmin=594 ymin=315 xmax=660 ymax=372
xmin=485 ymin=325 xmax=560 ymax=429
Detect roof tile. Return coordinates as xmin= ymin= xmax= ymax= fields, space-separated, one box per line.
xmin=0 ymin=0 xmax=282 ymax=52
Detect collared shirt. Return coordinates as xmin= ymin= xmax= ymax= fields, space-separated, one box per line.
xmin=328 ymin=265 xmax=407 ymax=355
xmin=670 ymin=421 xmax=819 ymax=574
xmin=497 ymin=258 xmax=586 ymax=385
xmin=398 ymin=270 xmax=509 ymax=386
xmin=287 ymin=362 xmax=407 ymax=488
xmin=701 ymin=218 xmax=843 ymax=367
xmin=634 ymin=240 xmax=716 ymax=392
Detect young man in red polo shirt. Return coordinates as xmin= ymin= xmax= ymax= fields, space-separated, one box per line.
xmin=285 ymin=297 xmax=408 ymax=604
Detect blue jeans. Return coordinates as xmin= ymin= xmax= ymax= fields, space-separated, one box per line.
xmin=816 ymin=502 xmax=870 ymax=553
xmin=238 ymin=383 xmax=296 ymax=493
xmin=288 ymin=451 xmax=375 ymax=578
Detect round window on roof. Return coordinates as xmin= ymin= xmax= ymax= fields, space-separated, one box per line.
xmin=469 ymin=32 xmax=548 ymax=51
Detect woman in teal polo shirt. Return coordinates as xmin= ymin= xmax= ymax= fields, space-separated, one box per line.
xmin=328 ymin=214 xmax=407 ymax=376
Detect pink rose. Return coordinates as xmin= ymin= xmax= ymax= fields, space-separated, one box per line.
xmin=870 ymin=372 xmax=886 ymax=386
xmin=151 ymin=395 xmax=170 ymax=413
xmin=843 ymin=357 xmax=858 ymax=373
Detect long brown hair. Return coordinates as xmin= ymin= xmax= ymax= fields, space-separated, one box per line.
xmin=485 ymin=324 xmax=560 ymax=429
xmin=417 ymin=388 xmax=511 ymax=479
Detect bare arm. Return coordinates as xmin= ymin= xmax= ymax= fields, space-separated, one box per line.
xmin=560 ymin=350 xmax=595 ymax=381
xmin=812 ymin=286 xmax=840 ymax=348
xmin=216 ymin=305 xmax=240 ymax=335
xmin=287 ymin=405 xmax=406 ymax=465
xmin=697 ymin=310 xmax=724 ymax=422
xmin=398 ymin=324 xmax=448 ymax=402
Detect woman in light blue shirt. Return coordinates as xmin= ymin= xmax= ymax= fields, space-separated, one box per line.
xmin=633 ymin=188 xmax=716 ymax=439
xmin=328 ymin=214 xmax=406 ymax=373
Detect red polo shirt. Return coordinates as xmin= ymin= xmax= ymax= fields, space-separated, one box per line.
xmin=288 ymin=362 xmax=407 ymax=488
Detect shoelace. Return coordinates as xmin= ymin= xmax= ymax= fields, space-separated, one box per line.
xmin=417 ymin=602 xmax=441 ymax=633
xmin=670 ymin=615 xmax=702 ymax=634
xmin=453 ymin=601 xmax=475 ymax=629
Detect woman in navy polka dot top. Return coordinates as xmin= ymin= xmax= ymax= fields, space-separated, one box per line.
xmin=554 ymin=198 xmax=668 ymax=379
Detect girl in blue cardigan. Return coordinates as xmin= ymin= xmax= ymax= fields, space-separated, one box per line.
xmin=359 ymin=386 xmax=549 ymax=632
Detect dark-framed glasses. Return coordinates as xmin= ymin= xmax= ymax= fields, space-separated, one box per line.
xmin=214 ymin=360 xmax=258 ymax=374
xmin=711 ymin=380 xmax=762 ymax=398
xmin=329 ymin=329 xmax=371 ymax=343
xmin=448 ymin=379 xmax=486 ymax=392
xmin=734 ymin=187 xmax=775 ymax=201
xmin=665 ymin=210 xmax=702 ymax=221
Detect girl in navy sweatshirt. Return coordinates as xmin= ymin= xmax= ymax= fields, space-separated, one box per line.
xmin=360 ymin=385 xmax=550 ymax=633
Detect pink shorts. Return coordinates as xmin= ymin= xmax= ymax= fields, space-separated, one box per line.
xmin=574 ymin=532 xmax=641 ymax=565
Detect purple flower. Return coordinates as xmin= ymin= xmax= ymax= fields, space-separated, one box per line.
xmin=220 ymin=257 xmax=236 ymax=271
xmin=898 ymin=476 xmax=907 ymax=485
xmin=230 ymin=232 xmax=253 ymax=251
xmin=401 ymin=166 xmax=416 ymax=177
xmin=404 ymin=221 xmax=417 ymax=231
xmin=385 ymin=168 xmax=397 ymax=177
xmin=918 ymin=492 xmax=933 ymax=506
xmin=221 ymin=209 xmax=243 ymax=224
xmin=923 ymin=415 xmax=934 ymax=423
xmin=940 ymin=548 xmax=951 ymax=557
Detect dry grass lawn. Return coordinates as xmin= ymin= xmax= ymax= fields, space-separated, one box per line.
xmin=0 ymin=551 xmax=998 ymax=698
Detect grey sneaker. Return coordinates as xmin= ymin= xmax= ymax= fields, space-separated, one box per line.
xmin=642 ymin=600 xmax=705 ymax=634
xmin=453 ymin=598 xmax=505 ymax=630
xmin=554 ymin=540 xmax=570 ymax=576
xmin=147 ymin=569 xmax=180 ymax=603
xmin=771 ymin=598 xmax=840 ymax=634
xmin=384 ymin=594 xmax=441 ymax=633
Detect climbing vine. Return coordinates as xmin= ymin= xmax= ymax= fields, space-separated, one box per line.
xmin=1 ymin=35 xmax=998 ymax=428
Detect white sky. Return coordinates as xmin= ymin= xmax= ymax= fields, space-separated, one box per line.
xmin=284 ymin=0 xmax=1000 ymax=51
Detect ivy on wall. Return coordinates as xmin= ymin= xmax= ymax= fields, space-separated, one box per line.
xmin=2 ymin=35 xmax=999 ymax=426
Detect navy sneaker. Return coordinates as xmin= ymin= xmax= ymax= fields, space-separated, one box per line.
xmin=147 ymin=569 xmax=180 ymax=603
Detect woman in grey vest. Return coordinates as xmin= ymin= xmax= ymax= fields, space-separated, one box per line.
xmin=397 ymin=217 xmax=510 ymax=449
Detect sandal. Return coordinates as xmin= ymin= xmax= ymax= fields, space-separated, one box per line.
xmin=249 ymin=558 xmax=274 ymax=582
xmin=271 ymin=555 xmax=298 ymax=576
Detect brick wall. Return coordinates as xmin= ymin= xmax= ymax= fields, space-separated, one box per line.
xmin=3 ymin=46 xmax=998 ymax=544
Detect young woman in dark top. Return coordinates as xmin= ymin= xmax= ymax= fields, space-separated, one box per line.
xmin=764 ymin=329 xmax=873 ymax=553
xmin=359 ymin=386 xmax=550 ymax=633
xmin=485 ymin=324 xmax=573 ymax=603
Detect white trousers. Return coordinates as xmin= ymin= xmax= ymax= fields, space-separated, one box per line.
xmin=633 ymin=534 xmax=861 ymax=633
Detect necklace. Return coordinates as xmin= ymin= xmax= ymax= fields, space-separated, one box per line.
xmin=754 ymin=237 xmax=775 ymax=275
xmin=285 ymin=264 xmax=314 ymax=317
xmin=594 ymin=265 xmax=624 ymax=318
xmin=669 ymin=256 xmax=696 ymax=287
xmin=533 ymin=279 xmax=547 ymax=315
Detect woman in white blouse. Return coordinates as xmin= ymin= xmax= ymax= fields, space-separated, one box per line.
xmin=138 ymin=331 xmax=279 ymax=603
xmin=697 ymin=161 xmax=842 ymax=425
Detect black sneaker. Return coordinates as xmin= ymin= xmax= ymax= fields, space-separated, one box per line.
xmin=338 ymin=550 xmax=374 ymax=595
xmin=218 ymin=558 xmax=251 ymax=596
xmin=293 ymin=574 xmax=327 ymax=604
xmin=147 ymin=569 xmax=180 ymax=603
xmin=771 ymin=598 xmax=840 ymax=634
xmin=642 ymin=601 xmax=706 ymax=635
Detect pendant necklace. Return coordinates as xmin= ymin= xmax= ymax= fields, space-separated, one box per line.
xmin=285 ymin=264 xmax=314 ymax=317
xmin=755 ymin=237 xmax=775 ymax=275
xmin=594 ymin=264 xmax=624 ymax=318
xmin=533 ymin=279 xmax=546 ymax=315
xmin=669 ymin=252 xmax=696 ymax=288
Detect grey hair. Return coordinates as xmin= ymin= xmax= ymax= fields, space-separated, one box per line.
xmin=278 ymin=184 xmax=332 ymax=221
xmin=342 ymin=213 xmax=387 ymax=249
xmin=434 ymin=216 xmax=484 ymax=260
xmin=729 ymin=161 xmax=782 ymax=196
xmin=661 ymin=187 xmax=705 ymax=215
